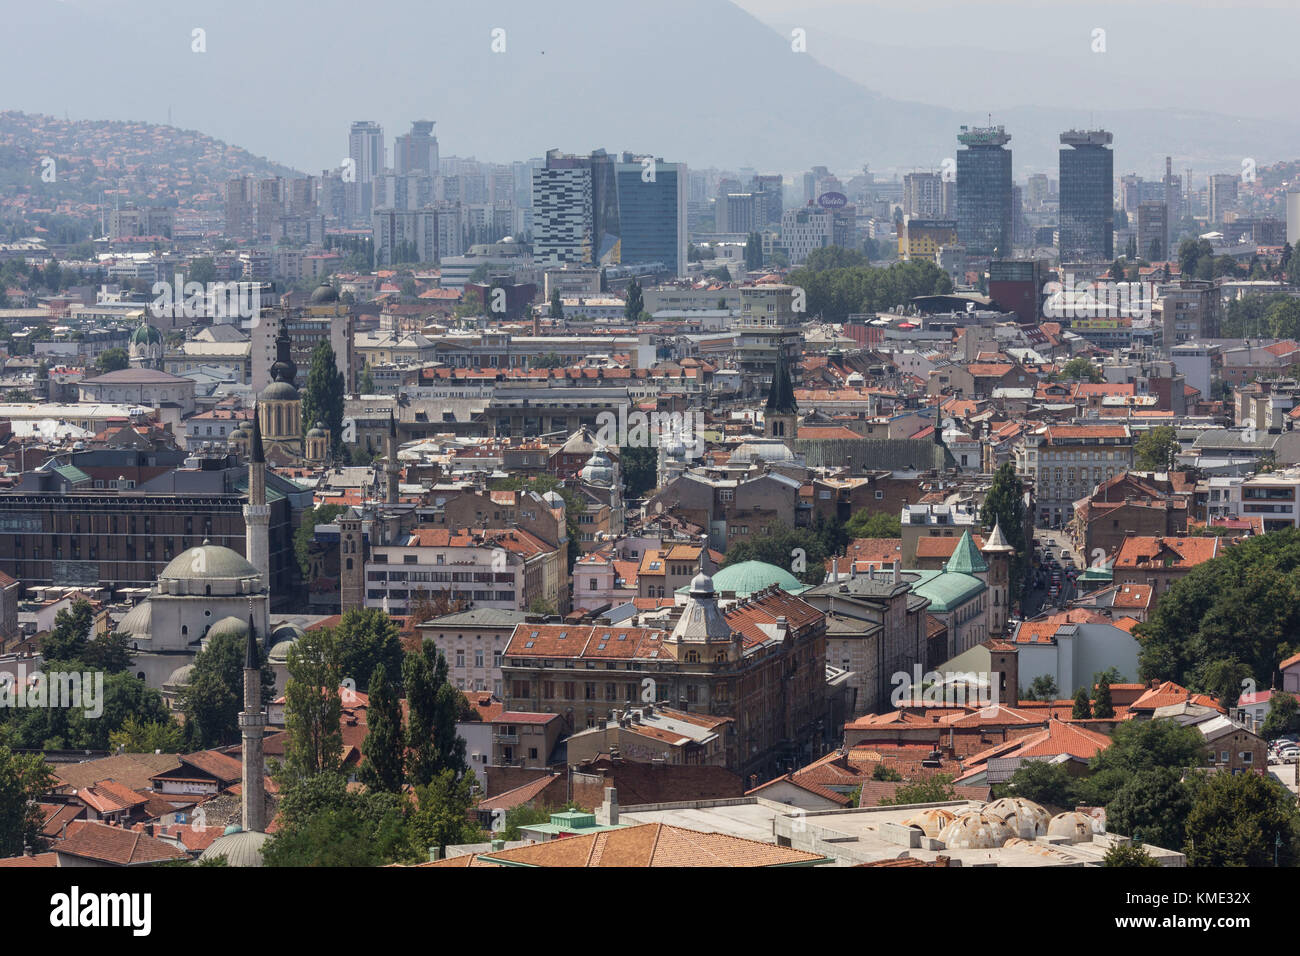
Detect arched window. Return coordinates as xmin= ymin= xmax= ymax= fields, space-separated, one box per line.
xmin=181 ymin=625 xmax=188 ymax=635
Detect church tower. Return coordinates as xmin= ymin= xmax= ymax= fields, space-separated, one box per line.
xmin=385 ymin=411 xmax=400 ymax=505
xmin=981 ymin=520 xmax=1016 ymax=634
xmin=257 ymin=319 xmax=303 ymax=462
xmin=763 ymin=351 xmax=798 ymax=443
xmin=243 ymin=408 xmax=271 ymax=593
xmin=239 ymin=614 xmax=267 ymax=833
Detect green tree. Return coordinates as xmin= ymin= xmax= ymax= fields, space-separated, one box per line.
xmin=1079 ymin=718 xmax=1205 ymax=808
xmin=281 ymin=627 xmax=344 ymax=782
xmin=108 ymin=715 xmax=184 ymax=754
xmin=722 ymin=521 xmax=831 ymax=586
xmin=94 ymin=347 xmax=129 ymax=374
xmin=359 ymin=666 xmax=406 ymax=793
xmin=1184 ymin=770 xmax=1300 ymax=866
xmin=1125 ymin=235 xmax=1138 ymax=260
xmin=1102 ymin=842 xmax=1161 ymax=867
xmin=845 ymin=510 xmax=901 ymax=539
xmin=624 ymin=277 xmax=644 ymax=322
xmin=187 ymin=257 xmax=217 ymax=286
xmin=549 ymin=287 xmax=564 ymax=319
xmin=1134 ymin=425 xmax=1178 ymax=471
xmin=1023 ymin=674 xmax=1059 ymax=702
xmin=301 ymin=340 xmax=345 ymax=457
xmin=878 ymin=773 xmax=957 ymax=806
xmin=403 ymin=644 xmax=466 ymax=786
xmin=997 ymin=760 xmax=1077 ymax=808
xmin=335 ymin=608 xmax=404 ymax=692
xmin=179 ymin=631 xmax=272 ymax=749
xmin=408 ymin=769 xmax=484 ymax=853
xmin=980 ymin=462 xmax=1028 ymax=603
xmin=1093 ymin=672 xmax=1115 ymax=718
xmin=294 ymin=503 xmax=345 ymax=578
xmin=620 ymin=444 xmax=657 ymax=499
xmin=1060 ymin=356 xmax=1104 ymax=383
xmin=1072 ymin=687 xmax=1093 ymax=719
xmin=41 ymin=599 xmax=95 ymax=662
xmin=872 ymin=764 xmax=903 ymax=781
xmin=0 ymin=745 xmax=56 ymax=856
xmin=1106 ymin=766 xmax=1194 ymax=851
xmin=1262 ymin=693 xmax=1300 ymax=740
xmin=1134 ymin=528 xmax=1300 ymax=692
xmin=358 ymin=363 xmax=374 ymax=395
xmin=744 ymin=232 xmax=764 ymax=271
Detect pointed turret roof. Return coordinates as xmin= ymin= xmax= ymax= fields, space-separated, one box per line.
xmin=945 ymin=529 xmax=989 ymax=575
xmin=244 ymin=613 xmax=259 ymax=669
xmin=982 ymin=520 xmax=1015 ymax=553
xmin=765 ymin=351 xmax=797 ymax=415
xmin=250 ymin=404 xmax=265 ymax=464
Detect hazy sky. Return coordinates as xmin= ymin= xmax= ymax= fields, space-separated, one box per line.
xmin=730 ymin=0 xmax=1296 ymax=123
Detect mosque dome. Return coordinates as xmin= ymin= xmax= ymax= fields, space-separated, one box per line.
xmin=901 ymin=807 xmax=957 ymax=839
xmin=1046 ymin=811 xmax=1099 ymax=844
xmin=206 ymin=615 xmax=250 ymax=642
xmin=730 ymin=438 xmax=795 ymax=463
xmin=310 ymin=282 xmax=340 ymax=305
xmin=199 ymin=828 xmax=271 ymax=867
xmin=164 ymin=663 xmax=195 ymax=688
xmin=937 ymin=812 xmax=1014 ymax=850
xmin=984 ymin=797 xmax=1051 ymax=839
xmin=118 ymin=600 xmax=153 ymax=640
xmin=160 ymin=541 xmax=260 ymax=583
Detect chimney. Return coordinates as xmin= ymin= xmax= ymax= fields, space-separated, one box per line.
xmin=831 ymin=555 xmax=839 ymax=584
xmin=597 ymin=786 xmax=619 ymax=826
xmin=428 ymin=845 xmax=443 ymax=862
xmin=893 ymin=559 xmax=900 ymax=584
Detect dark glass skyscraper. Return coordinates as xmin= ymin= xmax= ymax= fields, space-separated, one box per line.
xmin=615 ymin=155 xmax=686 ymax=276
xmin=1059 ymin=129 xmax=1114 ymax=262
xmin=955 ymin=125 xmax=1013 ymax=257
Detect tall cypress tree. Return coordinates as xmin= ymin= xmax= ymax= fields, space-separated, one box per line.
xmin=1094 ymin=674 xmax=1115 ymax=719
xmin=359 ymin=665 xmax=405 ymax=793
xmin=624 ymin=277 xmax=643 ymax=322
xmin=301 ymin=340 xmax=345 ymax=455
xmin=980 ymin=462 xmax=1028 ymax=602
xmin=549 ymin=287 xmax=564 ymax=319
xmin=1072 ymin=687 xmax=1093 ymax=720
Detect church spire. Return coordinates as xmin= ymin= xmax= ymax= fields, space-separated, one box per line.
xmin=765 ymin=350 xmax=798 ymax=415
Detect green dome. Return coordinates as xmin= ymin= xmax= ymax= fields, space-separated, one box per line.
xmin=130 ymin=323 xmax=163 ymax=345
xmin=710 ymin=560 xmax=804 ymax=597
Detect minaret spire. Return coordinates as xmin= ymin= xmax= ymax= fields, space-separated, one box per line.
xmin=385 ymin=409 xmax=400 ymax=505
xmin=239 ymin=612 xmax=266 ymax=832
xmin=243 ymin=403 xmax=271 ymax=593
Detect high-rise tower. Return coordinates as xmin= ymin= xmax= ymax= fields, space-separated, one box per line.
xmin=1058 ymin=129 xmax=1114 ymax=262
xmin=956 ymin=125 xmax=1013 ymax=257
